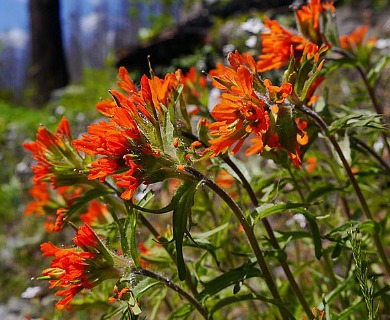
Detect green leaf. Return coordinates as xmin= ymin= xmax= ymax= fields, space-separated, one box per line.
xmin=318 ymin=274 xmax=355 ymax=309
xmin=209 ymin=293 xmax=295 ymax=319
xmin=222 ymin=155 xmax=252 ymax=184
xmin=172 ymin=181 xmax=198 ymax=281
xmin=307 ymin=184 xmax=344 ymax=203
xmin=322 ymin=9 xmax=340 ymax=47
xmin=131 ymin=277 xmax=160 ymax=298
xmin=167 ymin=304 xmax=193 ymax=319
xmin=331 ymin=241 xmax=344 ymax=260
xmin=102 ymin=304 xmax=129 ymax=319
xmin=251 ymin=204 xmax=323 ymax=259
xmin=125 ymin=207 xmax=140 ymax=266
xmin=367 ymin=54 xmax=390 ymax=86
xmin=177 ymin=85 xmax=192 ymax=131
xmin=163 ymin=101 xmax=176 ymax=156
xmin=299 ymin=58 xmax=325 ymax=103
xmin=327 ymin=114 xmax=384 ymax=135
xmin=326 ymin=220 xmax=380 ymax=240
xmin=67 ymin=188 xmax=113 ymax=217
xmin=323 ymin=57 xmax=356 ymax=76
xmin=191 ymin=223 xmax=229 ymax=240
xmin=197 ymin=264 xmax=262 ymax=301
xmin=277 ymin=106 xmax=298 ymax=154
xmin=275 ymin=230 xmax=312 ymax=242
xmin=337 ymin=133 xmax=351 ymax=165
xmin=336 ymin=298 xmax=364 ymax=319
xmin=298 ymin=208 xmax=323 ymax=259
xmin=251 ymin=202 xmax=310 ymax=225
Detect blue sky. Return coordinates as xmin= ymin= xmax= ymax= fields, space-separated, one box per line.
xmin=0 ymin=0 xmax=28 ymax=31
xmin=0 ymin=0 xmax=107 ymax=50
xmin=0 ymin=0 xmax=28 ymax=49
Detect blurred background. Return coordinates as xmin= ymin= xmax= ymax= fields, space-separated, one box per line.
xmin=0 ymin=0 xmax=389 ymax=318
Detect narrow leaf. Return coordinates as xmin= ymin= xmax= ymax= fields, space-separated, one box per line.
xmin=251 ymin=202 xmax=311 ymax=225
xmin=131 ymin=277 xmax=160 ymax=298
xmin=210 ymin=293 xmax=295 ymax=319
xmin=197 ymin=265 xmax=262 ymax=300
xmin=172 ymin=181 xmax=197 ymax=281
xmin=367 ymin=54 xmax=390 ymax=86
xmin=67 ymin=188 xmax=113 ymax=216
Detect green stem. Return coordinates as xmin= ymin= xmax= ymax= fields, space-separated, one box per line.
xmin=286 ymin=165 xmax=306 ymax=202
xmin=106 ymin=201 xmax=131 ymax=259
xmin=223 ymin=157 xmax=313 ymax=319
xmin=137 ymin=213 xmax=199 ymax=297
xmin=103 ymin=180 xmax=199 ymax=295
xmin=185 ymin=167 xmax=289 ymax=319
xmin=299 ymin=105 xmax=390 ymax=276
xmin=131 ymin=268 xmax=208 ymax=319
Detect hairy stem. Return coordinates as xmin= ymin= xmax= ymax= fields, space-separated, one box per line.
xmin=223 ymin=156 xmax=313 ymax=318
xmin=137 ymin=213 xmax=199 ymax=297
xmin=185 ymin=166 xmax=289 ymax=319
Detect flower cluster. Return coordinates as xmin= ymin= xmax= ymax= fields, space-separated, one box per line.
xmin=24 ymin=180 xmax=111 ymax=232
xmin=206 ymin=49 xmax=312 ymax=167
xmin=22 ymin=0 xmax=384 ymax=317
xmin=23 ymin=117 xmax=83 ymax=187
xmin=72 ymin=67 xmax=194 ymax=200
xmin=39 ymin=224 xmax=127 ymax=310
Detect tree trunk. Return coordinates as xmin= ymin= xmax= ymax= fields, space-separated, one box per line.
xmin=29 ymin=0 xmax=69 ymax=107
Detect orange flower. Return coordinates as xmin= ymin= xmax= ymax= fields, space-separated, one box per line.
xmin=296 ymin=118 xmax=309 ymax=146
xmin=25 ymin=181 xmax=90 ymax=232
xmin=257 ymin=17 xmax=316 ymax=72
xmin=207 ymin=65 xmax=269 ymax=157
xmin=52 ymin=208 xmax=67 ymax=232
xmin=305 ymin=156 xmax=317 ymax=173
xmin=215 ymin=169 xmax=235 ymax=189
xmin=40 ymin=224 xmax=124 ymax=310
xmin=138 ymin=242 xmax=152 ymax=268
xmin=73 ymin=67 xmax=184 ymax=200
xmin=23 ymin=117 xmax=80 ymax=186
xmin=109 ymin=285 xmax=130 ymax=303
xmin=80 ymin=200 xmax=111 ymax=226
xmin=207 ymin=53 xmax=305 ymax=169
xmin=302 ymin=307 xmax=325 ymax=320
xmin=228 ymin=50 xmax=257 ymax=73
xmin=24 ymin=183 xmax=50 ymax=216
xmin=263 ymin=79 xmax=292 ymax=104
xmin=339 ymin=25 xmax=376 ymax=52
xmin=179 ymin=66 xmax=207 ymax=100
xmin=295 ymin=0 xmax=335 ymax=45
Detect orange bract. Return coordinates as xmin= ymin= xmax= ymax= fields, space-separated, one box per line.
xmin=208 ymin=65 xmax=269 ymax=157
xmin=80 ymin=200 xmax=111 ymax=226
xmin=40 ymin=224 xmax=120 ymax=310
xmin=257 ymin=17 xmax=315 ymax=72
xmin=73 ymin=67 xmax=183 ymax=200
xmin=23 ymin=117 xmax=74 ymax=185
xmin=295 ymin=0 xmax=335 ymax=45
xmin=339 ymin=25 xmax=376 ymax=51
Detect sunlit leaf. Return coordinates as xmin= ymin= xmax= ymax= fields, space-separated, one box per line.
xmin=327 ymin=114 xmax=384 ymax=135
